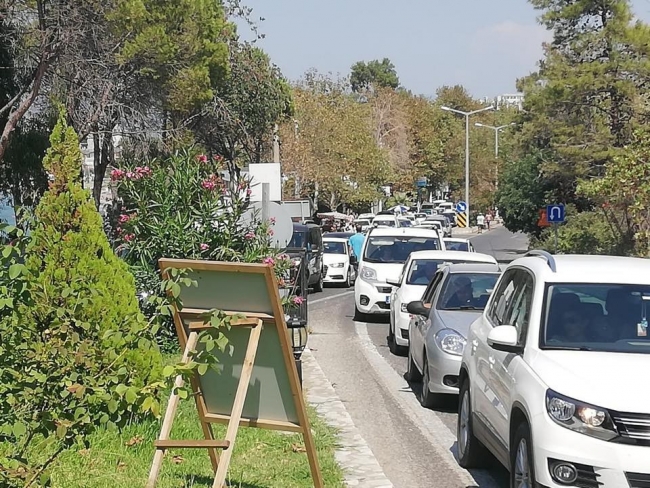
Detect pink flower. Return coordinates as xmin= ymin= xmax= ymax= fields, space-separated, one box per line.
xmin=123 ymin=233 xmax=135 ymax=242
xmin=221 ymin=187 xmax=229 ymax=196
xmin=262 ymin=257 xmax=275 ymax=266
xmin=200 ymin=243 xmax=209 ymax=251
xmin=134 ymin=166 xmax=152 ymax=177
xmin=292 ymin=296 xmax=305 ymax=305
xmin=278 ymin=253 xmax=290 ymax=261
xmin=126 ymin=171 xmax=135 ymax=180
xmin=196 ymin=154 xmax=208 ymax=163
xmin=213 ymin=154 xmax=223 ymax=161
xmin=267 ymin=228 xmax=274 ymax=236
xmin=118 ymin=214 xmax=130 ymax=223
xmin=270 ymin=217 xmax=276 ymax=225
xmin=202 ymin=180 xmax=216 ymax=190
xmin=244 ymin=232 xmax=256 ymax=240
xmin=246 ymin=188 xmax=252 ymax=197
xmin=110 ymin=169 xmax=125 ymax=181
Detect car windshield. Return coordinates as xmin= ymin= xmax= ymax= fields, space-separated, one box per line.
xmin=542 ymin=284 xmax=650 ymax=354
xmin=324 ymin=241 xmax=346 ymax=254
xmin=288 ymin=231 xmax=306 ymax=248
xmin=437 ymin=273 xmax=499 ymax=311
xmin=398 ymin=220 xmax=412 ymax=227
xmin=355 ymin=220 xmax=370 ymax=226
xmin=406 ymin=259 xmax=466 ymax=285
xmin=445 ymin=241 xmax=469 ymax=252
xmin=374 ymin=219 xmax=396 ymax=227
xmin=363 ymin=236 xmax=440 ymax=263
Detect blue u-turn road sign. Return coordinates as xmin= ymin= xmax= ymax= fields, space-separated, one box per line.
xmin=547 ymin=204 xmax=565 ymax=223
xmin=456 ymin=201 xmax=467 ymax=213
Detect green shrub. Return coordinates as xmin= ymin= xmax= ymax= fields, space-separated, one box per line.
xmin=0 ymin=112 xmax=163 ymax=487
xmin=530 ymin=209 xmax=633 ymax=255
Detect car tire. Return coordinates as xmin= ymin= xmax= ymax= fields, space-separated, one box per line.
xmin=457 ymin=380 xmax=491 ymax=469
xmin=314 ymin=273 xmax=323 ymax=292
xmin=344 ymin=269 xmax=351 ymax=288
xmin=404 ymin=345 xmax=422 ymax=382
xmin=510 ymin=421 xmax=536 ymax=488
xmin=388 ymin=318 xmax=407 ymax=356
xmin=420 ymin=354 xmax=443 ymax=409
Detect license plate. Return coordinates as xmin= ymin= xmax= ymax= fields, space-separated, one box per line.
xmin=385 ymin=296 xmax=391 ymax=304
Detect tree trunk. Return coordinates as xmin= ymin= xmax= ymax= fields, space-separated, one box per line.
xmin=92 ymin=130 xmax=101 ymax=203
xmin=93 ymin=127 xmax=114 ymax=209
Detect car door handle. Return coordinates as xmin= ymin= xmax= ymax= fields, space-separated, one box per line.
xmin=488 ymin=356 xmax=495 ymax=368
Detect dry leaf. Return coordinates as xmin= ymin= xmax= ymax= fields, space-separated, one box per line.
xmin=291 ymin=443 xmax=306 ymax=453
xmin=116 ymin=461 xmax=127 ymax=471
xmin=78 ymin=449 xmax=90 ymax=457
xmin=125 ymin=435 xmax=143 ymax=447
xmin=172 ymin=455 xmax=184 ymax=465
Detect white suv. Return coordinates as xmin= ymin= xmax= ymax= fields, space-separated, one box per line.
xmin=458 ymin=251 xmax=650 ymax=488
xmin=354 ymin=227 xmax=444 ymax=321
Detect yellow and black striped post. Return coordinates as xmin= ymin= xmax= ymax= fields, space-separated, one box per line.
xmin=455 ymin=211 xmax=468 ymax=228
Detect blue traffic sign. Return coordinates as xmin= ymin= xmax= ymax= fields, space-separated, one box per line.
xmin=416 ymin=178 xmax=428 ymax=188
xmin=456 ymin=201 xmax=467 ymax=213
xmin=547 ymin=204 xmax=565 ymax=223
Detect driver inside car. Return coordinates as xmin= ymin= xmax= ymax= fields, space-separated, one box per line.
xmin=444 ymin=276 xmax=475 ymax=308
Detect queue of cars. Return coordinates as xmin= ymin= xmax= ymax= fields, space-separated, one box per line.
xmin=369 ymin=229 xmax=650 ymax=488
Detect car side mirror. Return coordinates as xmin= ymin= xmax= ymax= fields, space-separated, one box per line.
xmin=406 ymin=300 xmax=429 ymax=317
xmin=350 ymin=255 xmax=358 ymax=264
xmin=487 ymin=325 xmax=523 ymax=354
xmin=386 ymin=278 xmax=401 ymax=287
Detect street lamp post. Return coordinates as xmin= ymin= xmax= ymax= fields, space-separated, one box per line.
xmin=474 ymin=122 xmax=515 ymax=190
xmin=440 ymin=105 xmax=494 ymax=219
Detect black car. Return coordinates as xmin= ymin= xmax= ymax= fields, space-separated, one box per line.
xmin=324 ymin=231 xmax=355 ymax=239
xmin=287 ymin=223 xmax=325 ymax=292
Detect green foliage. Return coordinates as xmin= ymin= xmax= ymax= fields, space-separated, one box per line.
xmin=111 ymin=0 xmax=230 ymax=115
xmin=0 ymin=113 xmax=164 ymax=487
xmin=108 ymin=149 xmax=293 ymax=349
xmin=350 ymin=58 xmax=400 ymax=92
xmin=531 ymin=209 xmax=627 ymax=256
xmin=194 ymin=43 xmax=293 ymax=164
xmin=496 ymin=153 xmax=552 ymax=236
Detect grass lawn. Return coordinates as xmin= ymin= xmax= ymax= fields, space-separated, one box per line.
xmin=47 ymin=395 xmax=344 ymax=488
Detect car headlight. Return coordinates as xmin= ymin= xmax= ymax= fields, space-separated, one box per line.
xmin=434 ymin=329 xmax=466 ymax=356
xmin=545 ymin=390 xmax=617 ymax=441
xmin=330 ymin=262 xmax=344 ymax=268
xmin=359 ymin=266 xmax=377 ymax=282
xmin=400 ymin=303 xmax=408 ymax=313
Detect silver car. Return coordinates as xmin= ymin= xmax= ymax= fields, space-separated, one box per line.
xmin=405 ymin=263 xmax=501 ymax=408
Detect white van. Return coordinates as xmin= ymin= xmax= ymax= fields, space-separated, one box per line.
xmin=354 ymin=227 xmax=445 ymax=320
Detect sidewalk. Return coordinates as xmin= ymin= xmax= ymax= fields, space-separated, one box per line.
xmin=303 ymin=350 xmax=394 ymax=488
xmin=452 ymin=221 xmax=502 ymax=237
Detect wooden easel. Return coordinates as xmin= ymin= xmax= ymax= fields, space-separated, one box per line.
xmin=146 ymin=259 xmax=324 ymax=488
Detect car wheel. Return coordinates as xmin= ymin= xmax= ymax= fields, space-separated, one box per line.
xmin=314 ymin=273 xmax=323 ymax=292
xmin=457 ymin=379 xmax=490 ymax=468
xmin=420 ymin=354 xmax=442 ymax=409
xmin=344 ymin=269 xmax=351 ymax=288
xmin=511 ymin=422 xmax=536 ymax=488
xmin=404 ymin=345 xmax=422 ymax=382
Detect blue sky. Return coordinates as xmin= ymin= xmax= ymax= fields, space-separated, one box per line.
xmin=238 ymin=0 xmax=650 ymax=98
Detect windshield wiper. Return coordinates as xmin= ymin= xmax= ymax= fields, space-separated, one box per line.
xmin=444 ymin=306 xmax=480 ymax=311
xmin=544 ymin=346 xmax=595 ymax=351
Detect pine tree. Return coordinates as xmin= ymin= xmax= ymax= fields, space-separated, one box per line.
xmin=24 ymin=109 xmax=161 ymax=383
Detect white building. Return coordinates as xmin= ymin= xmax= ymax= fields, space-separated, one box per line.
xmin=495 ymin=93 xmax=524 ymax=111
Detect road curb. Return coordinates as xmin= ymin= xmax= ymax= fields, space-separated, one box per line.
xmin=302 ymin=349 xmax=394 ymax=488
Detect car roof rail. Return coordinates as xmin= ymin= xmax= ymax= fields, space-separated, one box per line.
xmin=524 ymin=250 xmax=557 ymax=272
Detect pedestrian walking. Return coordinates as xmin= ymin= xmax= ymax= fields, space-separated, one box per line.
xmin=486 ymin=212 xmax=492 ymax=230
xmin=476 ymin=212 xmax=485 ymax=234
xmin=348 ymin=224 xmax=365 ymax=271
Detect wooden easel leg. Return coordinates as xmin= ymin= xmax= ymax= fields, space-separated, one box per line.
xmin=146 ymin=331 xmax=199 ymax=488
xmin=211 ymin=323 xmax=262 ymax=488
xmin=199 ymin=414 xmax=220 ymax=472
xmin=302 ymin=423 xmax=325 ymax=488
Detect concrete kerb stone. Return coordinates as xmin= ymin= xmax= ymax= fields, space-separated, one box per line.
xmin=302 ymin=349 xmax=394 ymax=488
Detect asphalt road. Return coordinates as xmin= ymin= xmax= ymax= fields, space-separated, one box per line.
xmin=307 ymin=226 xmax=528 ymax=488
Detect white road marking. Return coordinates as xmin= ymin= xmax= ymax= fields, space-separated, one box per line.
xmin=354 ymin=320 xmax=499 ymax=488
xmin=309 ymin=290 xmax=354 ymax=305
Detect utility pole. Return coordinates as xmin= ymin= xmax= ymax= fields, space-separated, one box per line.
xmin=474 ymin=122 xmax=515 ymax=191
xmin=440 ymin=104 xmax=494 ymax=218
